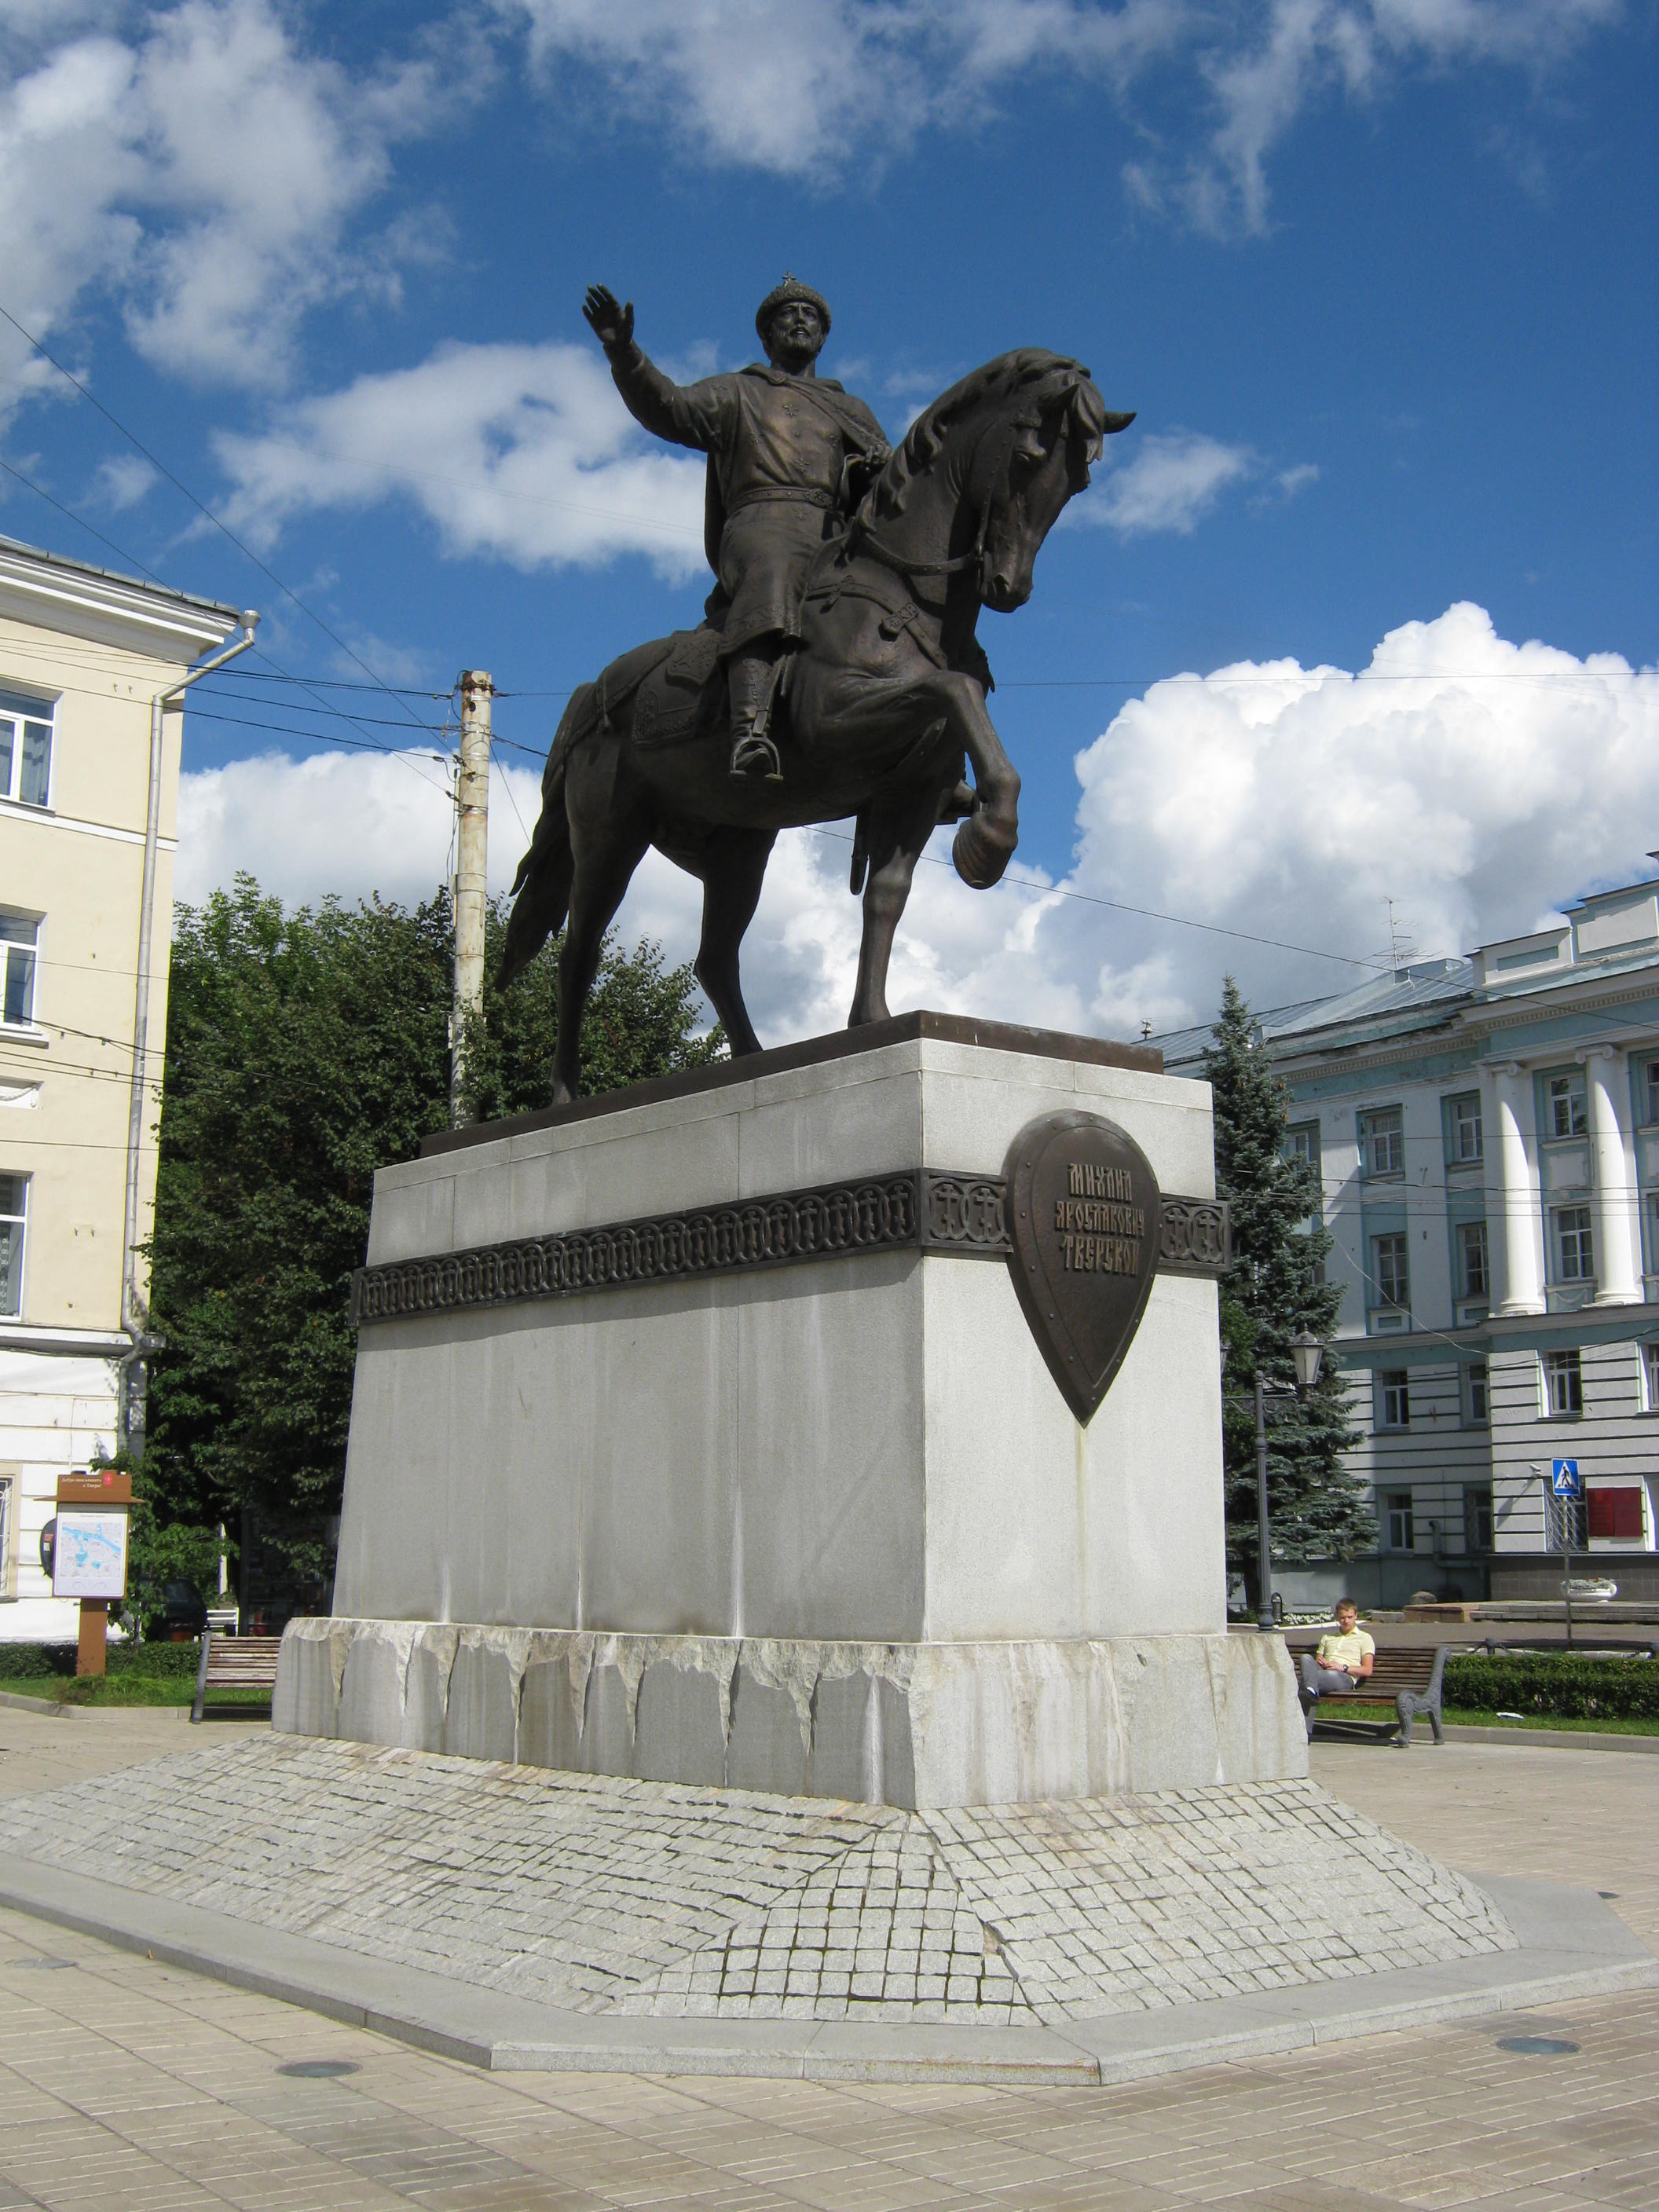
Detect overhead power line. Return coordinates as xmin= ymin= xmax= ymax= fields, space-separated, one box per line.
xmin=0 ymin=298 xmax=434 ymax=736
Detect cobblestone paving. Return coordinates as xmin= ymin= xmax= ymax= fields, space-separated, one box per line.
xmin=0 ymin=1734 xmax=1514 ymax=2025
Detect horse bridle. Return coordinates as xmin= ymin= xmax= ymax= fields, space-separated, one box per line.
xmin=848 ymin=408 xmax=1034 ymax=584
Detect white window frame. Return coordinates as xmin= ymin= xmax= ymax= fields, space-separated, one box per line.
xmin=1360 ymin=1107 xmax=1404 ymax=1177
xmin=1541 ymin=1347 xmax=1583 ymax=1418
xmin=0 ymin=915 xmax=38 ymax=1031
xmin=1384 ymin=1489 xmax=1415 ymax=1551
xmin=1546 ymin=1071 xmax=1588 ymax=1140
xmin=1463 ymin=1360 xmax=1489 ymax=1426
xmin=1462 ymin=1482 xmax=1493 ymax=1553
xmin=1378 ymin=1369 xmax=1410 ymax=1429
xmin=1372 ymin=1232 xmax=1410 ymax=1311
xmin=0 ymin=1173 xmax=24 ymax=1319
xmin=0 ymin=687 xmax=55 ymax=810
xmin=1457 ymin=1220 xmax=1489 ymax=1302
xmin=1555 ymin=1205 xmax=1595 ymax=1284
xmin=1448 ymin=1093 xmax=1483 ymax=1163
xmin=1643 ymin=1341 xmax=1659 ymax=1414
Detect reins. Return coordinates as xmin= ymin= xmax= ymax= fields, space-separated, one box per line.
xmin=848 ymin=415 xmax=1021 ymax=585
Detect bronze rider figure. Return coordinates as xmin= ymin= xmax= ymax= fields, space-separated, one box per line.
xmin=584 ymin=277 xmax=891 ymax=781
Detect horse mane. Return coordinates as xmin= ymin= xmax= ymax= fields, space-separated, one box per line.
xmin=865 ymin=349 xmax=1108 ymax=525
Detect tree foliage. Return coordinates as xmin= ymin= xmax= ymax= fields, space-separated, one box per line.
xmin=143 ymin=875 xmax=721 ymax=1578
xmin=1206 ymin=977 xmax=1372 ymax=1589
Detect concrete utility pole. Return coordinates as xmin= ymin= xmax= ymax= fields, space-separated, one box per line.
xmin=450 ymin=671 xmax=492 ymax=1126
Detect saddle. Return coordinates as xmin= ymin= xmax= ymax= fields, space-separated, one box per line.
xmin=630 ymin=625 xmax=729 ymax=753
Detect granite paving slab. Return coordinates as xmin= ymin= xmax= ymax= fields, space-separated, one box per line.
xmin=0 ymin=1733 xmax=1514 ymax=2028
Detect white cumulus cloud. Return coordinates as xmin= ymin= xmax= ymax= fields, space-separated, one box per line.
xmin=174 ymin=602 xmax=1659 ymax=1054
xmin=1074 ymin=431 xmax=1258 ymax=536
xmin=0 ymin=0 xmax=476 ymax=416
xmin=212 ymin=341 xmax=706 ymax=575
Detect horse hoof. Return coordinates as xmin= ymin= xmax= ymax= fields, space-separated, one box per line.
xmin=951 ymin=814 xmax=1016 ymax=889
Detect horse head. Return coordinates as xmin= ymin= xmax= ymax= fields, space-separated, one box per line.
xmin=864 ymin=351 xmax=1133 ymax=613
xmin=972 ymin=353 xmax=1131 ymax=611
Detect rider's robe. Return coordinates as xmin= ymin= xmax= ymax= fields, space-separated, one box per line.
xmin=606 ymin=344 xmax=890 ymax=655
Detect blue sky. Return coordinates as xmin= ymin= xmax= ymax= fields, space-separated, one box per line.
xmin=2 ymin=1 xmax=1656 ymax=1042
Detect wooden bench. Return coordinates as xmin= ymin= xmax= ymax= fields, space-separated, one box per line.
xmin=1293 ymin=1643 xmax=1448 ymax=1745
xmin=190 ymin=1632 xmax=282 ymax=1723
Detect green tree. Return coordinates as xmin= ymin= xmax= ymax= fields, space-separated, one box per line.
xmin=142 ymin=876 xmax=721 ymax=1590
xmin=1206 ymin=977 xmax=1372 ymax=1597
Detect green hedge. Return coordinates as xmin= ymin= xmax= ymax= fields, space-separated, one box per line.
xmin=0 ymin=1640 xmax=202 ymax=1682
xmin=1443 ymin=1653 xmax=1659 ymax=1721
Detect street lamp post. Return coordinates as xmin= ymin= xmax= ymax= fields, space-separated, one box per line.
xmin=1226 ymin=1327 xmax=1324 ymax=1633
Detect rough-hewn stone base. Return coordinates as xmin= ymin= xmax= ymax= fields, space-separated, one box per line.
xmin=274 ymin=1618 xmax=1307 ymax=1807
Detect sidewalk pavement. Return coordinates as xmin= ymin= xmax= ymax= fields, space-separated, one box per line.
xmin=0 ymin=1715 xmax=1651 ymax=2210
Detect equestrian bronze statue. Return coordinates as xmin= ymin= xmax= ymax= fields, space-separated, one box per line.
xmin=500 ymin=280 xmax=1134 ymax=1102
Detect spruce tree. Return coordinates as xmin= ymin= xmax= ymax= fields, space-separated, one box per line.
xmin=1205 ymin=976 xmax=1372 ymax=1597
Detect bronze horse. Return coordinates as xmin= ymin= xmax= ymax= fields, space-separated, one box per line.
xmin=500 ymin=350 xmax=1133 ymax=1099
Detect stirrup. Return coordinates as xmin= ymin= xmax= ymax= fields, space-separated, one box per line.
xmin=730 ymin=732 xmax=783 ymax=783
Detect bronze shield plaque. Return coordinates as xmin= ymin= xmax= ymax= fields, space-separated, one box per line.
xmin=1003 ymin=1110 xmax=1162 ymax=1423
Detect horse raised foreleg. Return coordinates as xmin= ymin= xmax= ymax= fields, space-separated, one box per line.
xmin=693 ymin=826 xmax=775 ymax=1057
xmin=849 ymin=786 xmax=944 ymax=1029
xmin=913 ymin=672 xmax=1020 ymax=891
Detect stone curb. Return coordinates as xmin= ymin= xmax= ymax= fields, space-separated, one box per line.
xmin=0 ymin=1855 xmax=1649 ymax=2086
xmin=1441 ymin=1725 xmax=1659 ymax=1753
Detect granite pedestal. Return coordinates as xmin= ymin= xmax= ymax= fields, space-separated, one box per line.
xmin=277 ymin=1013 xmax=1306 ymax=1804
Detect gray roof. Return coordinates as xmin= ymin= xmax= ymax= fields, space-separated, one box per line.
xmin=0 ymin=532 xmax=242 ymax=623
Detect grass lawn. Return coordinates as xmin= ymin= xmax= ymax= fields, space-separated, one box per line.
xmin=1442 ymin=1706 xmax=1659 ymax=1736
xmin=0 ymin=1676 xmax=266 ymax=1712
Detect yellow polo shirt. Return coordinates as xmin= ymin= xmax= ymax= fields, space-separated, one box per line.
xmin=1315 ymin=1626 xmax=1375 ymax=1672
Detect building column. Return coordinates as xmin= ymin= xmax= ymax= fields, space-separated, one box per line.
xmin=1484 ymin=1060 xmax=1544 ymax=1316
xmin=1585 ymin=1046 xmax=1641 ymax=1304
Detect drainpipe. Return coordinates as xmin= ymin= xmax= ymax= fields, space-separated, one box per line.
xmin=119 ymin=613 xmax=260 ymax=1459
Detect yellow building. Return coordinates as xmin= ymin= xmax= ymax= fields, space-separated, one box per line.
xmin=0 ymin=537 xmax=248 ymax=1640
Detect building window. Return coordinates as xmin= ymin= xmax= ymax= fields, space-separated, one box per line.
xmin=1385 ymin=1489 xmax=1415 ymax=1551
xmin=1285 ymin=1120 xmax=1320 ymax=1175
xmin=1372 ymin=1233 xmax=1410 ymax=1311
xmin=1463 ymin=1484 xmax=1494 ymax=1553
xmin=1542 ymin=1348 xmax=1583 ymax=1416
xmin=1643 ymin=1342 xmax=1659 ymax=1412
xmin=1546 ymin=1071 xmax=1588 ymax=1139
xmin=1555 ymin=1206 xmax=1595 ymax=1284
xmin=1587 ymin=1485 xmax=1645 ymax=1541
xmin=1448 ymin=1093 xmax=1483 ymax=1163
xmin=1643 ymin=1060 xmax=1659 ymax=1127
xmin=0 ymin=688 xmax=53 ymax=808
xmin=0 ymin=1174 xmax=24 ymax=1317
xmin=1463 ymin=1361 xmax=1489 ymax=1425
xmin=1378 ymin=1369 xmax=1410 ymax=1429
xmin=1457 ymin=1221 xmax=1489 ymax=1302
xmin=1360 ymin=1107 xmax=1404 ymax=1177
xmin=0 ymin=917 xmax=37 ymax=1028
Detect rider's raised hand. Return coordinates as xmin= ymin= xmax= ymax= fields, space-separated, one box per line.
xmin=583 ymin=285 xmax=634 ymax=353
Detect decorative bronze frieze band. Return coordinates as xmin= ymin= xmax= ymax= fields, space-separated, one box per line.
xmin=350 ymin=1171 xmax=1229 ymax=1326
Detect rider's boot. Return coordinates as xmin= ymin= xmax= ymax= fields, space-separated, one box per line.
xmin=728 ymin=649 xmax=783 ymax=782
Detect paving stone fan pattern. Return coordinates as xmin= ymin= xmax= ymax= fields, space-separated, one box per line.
xmin=0 ymin=1735 xmax=1515 ymax=2027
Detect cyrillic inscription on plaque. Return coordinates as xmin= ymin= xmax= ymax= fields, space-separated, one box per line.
xmin=1003 ymin=1111 xmax=1162 ymax=1423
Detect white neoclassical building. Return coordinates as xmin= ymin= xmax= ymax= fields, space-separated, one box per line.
xmin=1162 ymin=867 xmax=1659 ymax=1606
xmin=0 ymin=537 xmax=244 ymax=1639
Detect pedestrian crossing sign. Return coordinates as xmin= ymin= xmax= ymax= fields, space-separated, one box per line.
xmin=1551 ymin=1459 xmax=1582 ymax=1498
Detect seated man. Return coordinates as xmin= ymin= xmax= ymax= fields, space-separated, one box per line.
xmin=1298 ymin=1599 xmax=1375 ymax=1739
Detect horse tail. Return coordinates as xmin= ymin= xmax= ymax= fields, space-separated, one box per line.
xmin=498 ymin=684 xmax=588 ymax=991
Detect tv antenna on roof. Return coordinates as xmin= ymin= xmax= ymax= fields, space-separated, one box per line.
xmin=1383 ymin=898 xmax=1416 ymax=978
